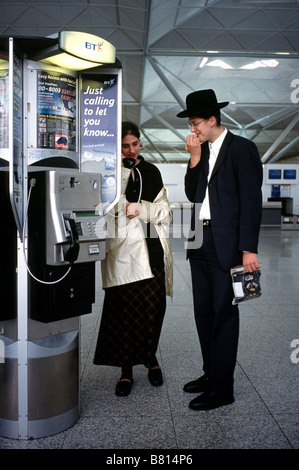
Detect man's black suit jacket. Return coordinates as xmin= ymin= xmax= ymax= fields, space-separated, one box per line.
xmin=185 ymin=130 xmax=263 ymax=271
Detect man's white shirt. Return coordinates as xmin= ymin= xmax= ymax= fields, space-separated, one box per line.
xmin=199 ymin=128 xmax=228 ymax=220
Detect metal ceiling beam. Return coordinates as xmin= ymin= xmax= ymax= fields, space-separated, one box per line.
xmin=138 ymin=0 xmax=153 ymax=125
xmin=268 ymin=135 xmax=299 ymax=164
xmin=143 ymin=104 xmax=186 ymax=142
xmin=221 ymin=110 xmax=242 ymax=129
xmin=262 ymin=113 xmax=299 ymax=163
xmin=261 ymin=108 xmax=299 ymax=131
xmin=147 ymin=56 xmax=186 ymax=109
xmin=141 ymin=129 xmax=168 ymax=163
xmin=244 ymin=108 xmax=292 ymax=129
xmin=124 ymin=101 xmax=296 ymax=108
xmin=261 ymin=114 xmax=299 ymax=163
xmin=141 ymin=51 xmax=299 ymax=59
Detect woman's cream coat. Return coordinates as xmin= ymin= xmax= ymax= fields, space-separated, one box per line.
xmin=101 ymin=167 xmax=173 ymax=298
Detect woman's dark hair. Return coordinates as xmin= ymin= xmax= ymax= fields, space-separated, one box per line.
xmin=122 ymin=121 xmax=140 ymax=140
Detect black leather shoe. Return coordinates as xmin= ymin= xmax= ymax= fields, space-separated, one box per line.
xmin=189 ymin=391 xmax=234 ymax=411
xmin=148 ymin=367 xmax=163 ymax=386
xmin=183 ymin=375 xmax=209 ymax=393
xmin=115 ymin=378 xmax=133 ymax=397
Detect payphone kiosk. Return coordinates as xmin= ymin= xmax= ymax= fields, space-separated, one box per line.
xmin=0 ymin=33 xmax=121 ymax=439
xmin=27 ymin=169 xmax=106 ymax=323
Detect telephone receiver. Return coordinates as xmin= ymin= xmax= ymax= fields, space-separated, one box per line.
xmin=63 ymin=217 xmax=80 ymax=263
xmin=122 ymin=157 xmax=136 ymax=169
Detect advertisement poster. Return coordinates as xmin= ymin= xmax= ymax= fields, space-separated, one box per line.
xmin=13 ymin=50 xmax=23 ymax=232
xmin=37 ymin=71 xmax=76 ymax=151
xmin=0 ymin=69 xmax=9 ymax=153
xmin=80 ymin=74 xmax=118 ymax=206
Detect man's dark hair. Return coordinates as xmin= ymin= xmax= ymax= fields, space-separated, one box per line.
xmin=198 ymin=109 xmax=221 ymax=126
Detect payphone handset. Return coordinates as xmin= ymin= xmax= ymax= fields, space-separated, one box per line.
xmin=62 ymin=216 xmax=80 ymax=262
xmin=43 ymin=170 xmax=107 ymax=266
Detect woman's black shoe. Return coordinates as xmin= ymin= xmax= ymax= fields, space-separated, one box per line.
xmin=115 ymin=378 xmax=133 ymax=396
xmin=148 ymin=367 xmax=163 ymax=386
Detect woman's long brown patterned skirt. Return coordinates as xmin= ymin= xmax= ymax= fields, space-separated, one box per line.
xmin=93 ymin=268 xmax=166 ymax=369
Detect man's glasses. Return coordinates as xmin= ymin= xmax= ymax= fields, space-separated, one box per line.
xmin=188 ymin=119 xmax=205 ymax=130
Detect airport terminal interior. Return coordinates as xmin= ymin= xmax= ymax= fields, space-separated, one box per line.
xmin=0 ymin=0 xmax=299 ymax=450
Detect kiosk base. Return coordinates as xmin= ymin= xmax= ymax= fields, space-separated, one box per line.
xmin=0 ymin=328 xmax=80 ymax=439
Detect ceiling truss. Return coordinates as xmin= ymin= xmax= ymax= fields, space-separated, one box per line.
xmin=0 ymin=0 xmax=299 ymax=163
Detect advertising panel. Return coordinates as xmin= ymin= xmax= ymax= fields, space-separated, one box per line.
xmin=12 ymin=48 xmax=23 ymax=233
xmin=81 ymin=73 xmax=119 ymax=210
xmin=36 ymin=70 xmax=76 ymax=151
xmin=0 ymin=67 xmax=9 ymax=159
xmin=27 ymin=66 xmax=78 ymax=167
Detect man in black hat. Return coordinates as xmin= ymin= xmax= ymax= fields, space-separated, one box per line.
xmin=177 ymin=89 xmax=263 ymax=410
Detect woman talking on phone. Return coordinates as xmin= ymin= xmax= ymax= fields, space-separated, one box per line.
xmin=94 ymin=121 xmax=173 ymax=397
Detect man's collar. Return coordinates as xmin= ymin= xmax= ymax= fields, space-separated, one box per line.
xmin=210 ymin=128 xmax=227 ymax=150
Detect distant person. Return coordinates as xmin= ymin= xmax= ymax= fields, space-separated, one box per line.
xmin=94 ymin=122 xmax=173 ymax=397
xmin=177 ymin=89 xmax=263 ymax=410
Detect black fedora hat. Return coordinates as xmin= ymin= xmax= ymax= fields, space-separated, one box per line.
xmin=177 ymin=89 xmax=229 ymax=118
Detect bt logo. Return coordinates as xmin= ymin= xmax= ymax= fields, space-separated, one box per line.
xmin=85 ymin=41 xmax=104 ymax=52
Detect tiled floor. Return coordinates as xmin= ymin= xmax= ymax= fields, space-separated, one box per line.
xmin=0 ymin=227 xmax=298 ymax=450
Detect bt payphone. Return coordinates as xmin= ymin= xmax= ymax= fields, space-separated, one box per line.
xmin=0 ymin=32 xmax=121 ymax=440
xmin=27 ymin=169 xmax=107 ymax=323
